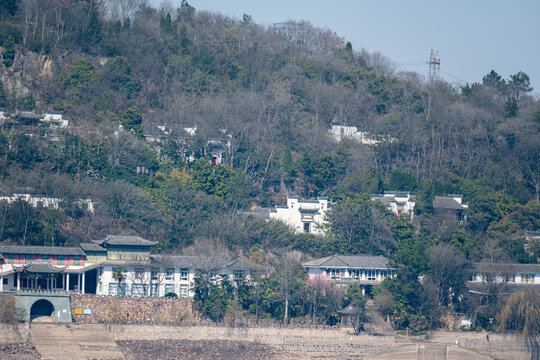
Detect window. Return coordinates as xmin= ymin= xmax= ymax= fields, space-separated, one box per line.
xmin=521 ymin=273 xmax=535 ymax=283
xmin=330 ymin=269 xmax=340 ymax=280
xmin=165 ymin=285 xmax=175 ymax=294
xmin=57 ymin=255 xmax=64 ymax=265
xmin=132 ymin=284 xmax=146 ymax=296
xmin=25 ymin=254 xmax=32 ymax=264
xmin=151 ymin=271 xmax=159 ymax=281
xmin=505 ymin=274 xmax=515 ymax=283
xmin=367 ymin=270 xmax=376 ymax=281
xmin=7 ymin=254 xmax=14 ymax=264
xmin=181 ymin=268 xmax=189 ymax=280
xmin=41 ymin=255 xmax=49 ymax=261
xmin=3 ymin=278 xmax=8 ymax=285
xmin=109 ymin=283 xmax=118 ymax=296
xmin=352 ymin=270 xmax=359 ymax=280
xmin=303 ymin=222 xmax=310 ymax=233
xmin=166 ymin=268 xmax=174 ymax=280
xmin=151 ymin=284 xmax=159 ymax=296
xmin=180 ymin=285 xmax=188 ymax=297
xmin=234 ymin=270 xmax=243 ymax=280
xmin=72 ymin=256 xmax=80 ymax=266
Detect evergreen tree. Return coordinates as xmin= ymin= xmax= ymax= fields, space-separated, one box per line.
xmin=121 ymin=108 xmax=144 ymax=138
xmin=2 ymin=35 xmax=15 ymax=67
xmin=0 ymin=80 xmax=7 ymax=108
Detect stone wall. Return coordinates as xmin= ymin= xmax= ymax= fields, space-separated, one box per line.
xmin=109 ymin=324 xmax=397 ymax=357
xmin=70 ymin=294 xmax=194 ymax=324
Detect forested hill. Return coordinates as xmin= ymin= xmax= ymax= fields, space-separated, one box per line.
xmin=0 ymin=0 xmax=538 ymax=264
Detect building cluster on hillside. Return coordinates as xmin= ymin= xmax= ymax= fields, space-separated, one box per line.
xmin=1 ymin=235 xmax=538 ymax=302
xmin=0 ymin=111 xmax=68 ymax=130
xmin=0 ymin=235 xmax=267 ymax=298
xmin=143 ymin=124 xmax=231 ymax=165
xmin=0 ymin=193 xmax=94 ymax=214
xmin=253 ymin=193 xmax=470 ymax=238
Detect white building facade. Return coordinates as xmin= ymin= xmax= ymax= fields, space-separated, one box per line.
xmin=0 ymin=236 xmax=267 ymax=298
xmin=370 ymin=191 xmax=416 ymax=220
xmin=269 ymin=196 xmax=330 ymax=235
xmin=302 ymin=255 xmax=395 ymax=294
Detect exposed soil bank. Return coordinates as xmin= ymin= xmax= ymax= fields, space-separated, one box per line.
xmin=117 ymin=339 xmax=294 ymax=360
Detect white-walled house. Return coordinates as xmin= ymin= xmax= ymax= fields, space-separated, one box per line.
xmin=302 ymin=255 xmax=395 ymax=295
xmin=0 ymin=235 xmax=267 ymax=298
xmin=268 ymin=196 xmax=330 ymax=235
xmin=370 ymin=191 xmax=416 ymax=220
xmin=467 ymin=263 xmax=540 ymax=286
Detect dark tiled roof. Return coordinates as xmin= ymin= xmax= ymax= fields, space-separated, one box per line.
xmin=338 ymin=304 xmax=362 ymax=315
xmin=303 ymin=255 xmax=390 ymax=269
xmin=471 ymin=263 xmax=540 ymax=273
xmin=80 ymin=243 xmax=106 ymax=252
xmin=95 ymin=235 xmax=158 ymax=247
xmin=384 ymin=191 xmax=411 ymax=196
xmin=252 ymin=207 xmax=272 ymax=218
xmin=372 ymin=196 xmax=392 ymax=206
xmin=13 ymin=261 xmax=66 ymax=273
xmin=223 ymin=258 xmax=269 ymax=272
xmin=0 ymin=245 xmax=85 ymax=256
xmin=151 ymin=255 xmax=198 ymax=268
xmin=433 ymin=196 xmax=465 ymax=210
xmin=151 ymin=255 xmax=269 ymax=273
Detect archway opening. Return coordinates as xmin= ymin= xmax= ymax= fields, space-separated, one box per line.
xmin=30 ymin=299 xmax=55 ymax=321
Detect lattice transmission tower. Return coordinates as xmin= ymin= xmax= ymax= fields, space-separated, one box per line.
xmin=428 ymin=49 xmax=440 ymax=82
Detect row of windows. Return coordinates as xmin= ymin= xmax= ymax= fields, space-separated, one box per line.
xmin=4 ymin=254 xmax=81 ymax=265
xmin=325 ymin=268 xmax=393 ymax=280
xmin=108 ymin=283 xmax=189 ymax=296
xmin=469 ymin=273 xmax=536 ymax=283
xmin=135 ymin=268 xmax=189 ymax=281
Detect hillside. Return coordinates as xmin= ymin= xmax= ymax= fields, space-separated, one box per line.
xmin=0 ymin=1 xmax=538 ymax=260
xmin=1 ymin=0 xmax=540 ymax=340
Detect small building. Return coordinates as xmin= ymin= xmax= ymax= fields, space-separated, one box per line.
xmin=0 ymin=193 xmax=94 ymax=214
xmin=523 ymin=231 xmax=540 ymax=262
xmin=40 ymin=113 xmax=68 ymax=128
xmin=433 ymin=194 xmax=468 ymax=224
xmin=302 ymin=254 xmax=395 ymax=295
xmin=268 ymin=196 xmax=330 ymax=235
xmin=467 ymin=263 xmax=540 ymax=286
xmin=370 ymin=191 xmax=416 ymax=220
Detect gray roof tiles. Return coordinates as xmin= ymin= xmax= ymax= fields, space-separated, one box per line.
xmin=96 ymin=235 xmax=158 ymax=247
xmin=13 ymin=261 xmax=66 ymax=273
xmin=80 ymin=243 xmax=106 ymax=252
xmin=302 ymin=255 xmax=391 ymax=269
xmin=433 ymin=196 xmax=466 ymax=210
xmin=471 ymin=263 xmax=540 ymax=273
xmin=0 ymin=245 xmax=85 ymax=256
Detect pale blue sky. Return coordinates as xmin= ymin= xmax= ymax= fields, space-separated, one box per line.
xmin=166 ymin=0 xmax=540 ymax=94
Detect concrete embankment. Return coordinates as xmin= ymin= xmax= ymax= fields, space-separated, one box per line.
xmin=0 ymin=323 xmax=532 ymax=360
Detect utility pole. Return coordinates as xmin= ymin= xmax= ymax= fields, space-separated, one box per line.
xmin=428 ymin=49 xmax=440 ymax=82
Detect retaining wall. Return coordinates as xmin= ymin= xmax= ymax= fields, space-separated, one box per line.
xmin=70 ymin=294 xmax=194 ymax=324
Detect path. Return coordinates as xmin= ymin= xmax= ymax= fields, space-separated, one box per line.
xmin=29 ymin=322 xmax=125 ymax=360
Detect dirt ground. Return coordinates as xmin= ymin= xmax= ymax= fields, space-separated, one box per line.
xmin=117 ymin=339 xmax=297 ymax=360
xmin=0 ymin=343 xmax=41 ymax=360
